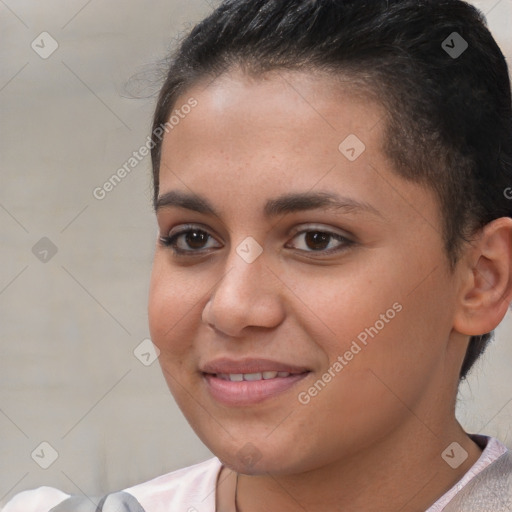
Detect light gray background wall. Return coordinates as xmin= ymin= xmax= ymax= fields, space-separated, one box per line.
xmin=1 ymin=0 xmax=511 ymax=506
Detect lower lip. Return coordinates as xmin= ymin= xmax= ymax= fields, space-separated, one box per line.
xmin=203 ymin=372 xmax=310 ymax=406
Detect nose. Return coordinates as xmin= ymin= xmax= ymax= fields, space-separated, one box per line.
xmin=201 ymin=246 xmax=286 ymax=337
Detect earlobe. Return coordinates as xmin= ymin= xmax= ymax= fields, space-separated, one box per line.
xmin=453 ymin=217 xmax=512 ymax=336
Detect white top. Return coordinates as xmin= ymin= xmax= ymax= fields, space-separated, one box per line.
xmin=2 ymin=434 xmax=508 ymax=511
xmin=426 ymin=433 xmax=507 ymax=511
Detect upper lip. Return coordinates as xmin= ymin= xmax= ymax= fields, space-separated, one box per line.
xmin=201 ymin=357 xmax=311 ymax=375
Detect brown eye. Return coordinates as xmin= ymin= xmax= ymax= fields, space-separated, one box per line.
xmin=159 ymin=225 xmax=222 ymax=255
xmin=184 ymin=230 xmax=209 ymax=249
xmin=287 ymin=227 xmax=354 ymax=255
xmin=304 ymin=231 xmax=331 ymax=251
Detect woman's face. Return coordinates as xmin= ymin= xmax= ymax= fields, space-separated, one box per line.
xmin=148 ymin=70 xmax=464 ymax=474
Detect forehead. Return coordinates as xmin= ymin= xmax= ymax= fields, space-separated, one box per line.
xmin=157 ymin=70 xmax=439 ymax=231
xmin=159 ymin=70 xmax=385 ymax=184
xmin=166 ymin=69 xmax=385 ymax=147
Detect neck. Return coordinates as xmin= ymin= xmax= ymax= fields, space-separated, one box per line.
xmin=233 ymin=420 xmax=482 ymax=512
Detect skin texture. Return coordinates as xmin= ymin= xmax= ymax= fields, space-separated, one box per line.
xmin=148 ymin=70 xmax=512 ymax=512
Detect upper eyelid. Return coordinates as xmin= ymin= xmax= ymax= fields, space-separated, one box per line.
xmin=288 ymin=224 xmax=353 ymax=239
xmin=165 ymin=223 xmax=352 ymax=239
xmin=165 ymin=223 xmax=223 ymax=242
xmin=168 ymin=223 xmax=216 ymax=237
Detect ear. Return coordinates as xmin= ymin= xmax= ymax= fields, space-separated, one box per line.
xmin=453 ymin=217 xmax=512 ymax=336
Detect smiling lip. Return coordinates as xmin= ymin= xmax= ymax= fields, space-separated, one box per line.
xmin=201 ymin=357 xmax=310 ymax=375
xmin=201 ymin=357 xmax=311 ymax=406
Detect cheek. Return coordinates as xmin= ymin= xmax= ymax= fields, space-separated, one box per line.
xmin=285 ymin=261 xmax=400 ymax=358
xmin=148 ymin=256 xmax=203 ymax=355
xmin=307 ymin=250 xmax=451 ymax=394
xmin=147 ymin=259 xmax=205 ymax=406
xmin=326 ymin=272 xmax=455 ymax=416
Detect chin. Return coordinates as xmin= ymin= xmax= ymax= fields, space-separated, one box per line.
xmin=219 ymin=453 xmax=287 ymax=475
xmin=206 ymin=436 xmax=305 ymax=475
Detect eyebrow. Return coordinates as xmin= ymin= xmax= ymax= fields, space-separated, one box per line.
xmin=155 ymin=190 xmax=383 ymax=219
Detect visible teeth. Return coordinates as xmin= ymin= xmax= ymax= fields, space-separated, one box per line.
xmin=243 ymin=372 xmax=262 ymax=381
xmin=215 ymin=371 xmax=292 ymax=381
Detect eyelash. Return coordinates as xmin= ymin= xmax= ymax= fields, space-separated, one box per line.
xmin=159 ymin=224 xmax=354 ymax=257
